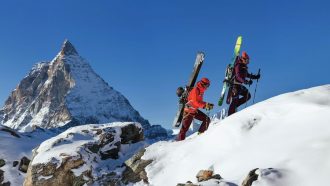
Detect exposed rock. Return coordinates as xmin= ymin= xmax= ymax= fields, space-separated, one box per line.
xmin=100 ymin=141 xmax=121 ymax=160
xmin=122 ymin=148 xmax=153 ymax=184
xmin=24 ymin=156 xmax=88 ymax=186
xmin=24 ymin=122 xmax=144 ymax=186
xmin=0 ymin=160 xmax=5 ymax=168
xmin=12 ymin=161 xmax=18 ymax=167
xmin=212 ymin=174 xmax=222 ymax=180
xmin=61 ymin=40 xmax=78 ymax=56
xmin=241 ymin=168 xmax=259 ymax=186
xmin=96 ymin=171 xmax=122 ymax=186
xmin=177 ymin=170 xmax=225 ymax=186
xmin=0 ymin=169 xmax=9 ymax=186
xmin=248 ymin=168 xmax=283 ymax=186
xmin=196 ymin=170 xmax=214 ymax=182
xmin=1 ymin=182 xmax=11 ymax=186
xmin=0 ymin=170 xmax=3 ymax=183
xmin=121 ymin=124 xmax=144 ymax=144
xmin=0 ymin=58 xmax=72 ymax=131
xmin=18 ymin=157 xmax=30 ymax=173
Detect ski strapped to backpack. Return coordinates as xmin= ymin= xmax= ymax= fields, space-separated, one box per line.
xmin=173 ymin=52 xmax=205 ymax=128
xmin=218 ymin=36 xmax=242 ymax=106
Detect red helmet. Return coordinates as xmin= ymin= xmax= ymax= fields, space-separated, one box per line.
xmin=242 ymin=51 xmax=249 ymax=60
xmin=200 ymin=77 xmax=210 ymax=87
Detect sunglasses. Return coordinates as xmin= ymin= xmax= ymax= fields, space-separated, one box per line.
xmin=202 ymin=82 xmax=210 ymax=88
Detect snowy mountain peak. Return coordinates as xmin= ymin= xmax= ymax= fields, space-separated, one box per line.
xmin=60 ymin=39 xmax=78 ymax=56
xmin=0 ymin=41 xmax=167 ymax=138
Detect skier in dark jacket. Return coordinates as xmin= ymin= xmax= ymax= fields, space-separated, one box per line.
xmin=227 ymin=51 xmax=260 ymax=116
xmin=177 ymin=78 xmax=214 ymax=141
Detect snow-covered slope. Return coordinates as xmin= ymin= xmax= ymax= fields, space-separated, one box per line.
xmin=0 ymin=126 xmax=55 ymax=185
xmin=142 ymin=85 xmax=330 ymax=186
xmin=56 ymin=43 xmax=149 ymax=128
xmin=0 ymin=40 xmax=166 ymax=137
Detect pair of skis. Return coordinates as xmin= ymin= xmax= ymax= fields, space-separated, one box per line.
xmin=172 ymin=36 xmax=244 ymax=128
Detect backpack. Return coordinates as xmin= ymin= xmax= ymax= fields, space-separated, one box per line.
xmin=176 ymin=86 xmax=193 ymax=104
xmin=224 ymin=56 xmax=239 ymax=84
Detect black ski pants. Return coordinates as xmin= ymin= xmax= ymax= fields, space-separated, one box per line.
xmin=228 ymin=84 xmax=251 ymax=116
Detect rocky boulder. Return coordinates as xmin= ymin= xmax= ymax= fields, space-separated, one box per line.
xmin=177 ymin=169 xmax=237 ymax=186
xmin=0 ymin=160 xmax=5 ymax=168
xmin=24 ymin=122 xmax=145 ymax=186
xmin=196 ymin=170 xmax=215 ymax=182
xmin=0 ymin=170 xmax=3 ymax=184
xmin=12 ymin=161 xmax=18 ymax=167
xmin=18 ymin=157 xmax=31 ymax=173
xmin=241 ymin=168 xmax=259 ymax=186
xmin=122 ymin=148 xmax=153 ymax=184
xmin=0 ymin=169 xmax=10 ymax=186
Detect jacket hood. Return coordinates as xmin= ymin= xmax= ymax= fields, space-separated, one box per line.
xmin=197 ymin=81 xmax=207 ymax=93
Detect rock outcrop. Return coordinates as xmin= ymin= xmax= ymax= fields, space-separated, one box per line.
xmin=18 ymin=157 xmax=31 ymax=173
xmin=0 ymin=160 xmax=5 ymax=168
xmin=24 ymin=122 xmax=145 ymax=186
xmin=241 ymin=168 xmax=259 ymax=186
xmin=241 ymin=168 xmax=284 ymax=186
xmin=177 ymin=169 xmax=235 ymax=186
xmin=0 ymin=169 xmax=10 ymax=186
xmin=122 ymin=148 xmax=153 ymax=184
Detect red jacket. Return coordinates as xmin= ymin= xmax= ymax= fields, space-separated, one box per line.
xmin=184 ymin=82 xmax=207 ymax=113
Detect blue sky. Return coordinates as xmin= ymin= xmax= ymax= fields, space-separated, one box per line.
xmin=0 ymin=0 xmax=329 ymax=129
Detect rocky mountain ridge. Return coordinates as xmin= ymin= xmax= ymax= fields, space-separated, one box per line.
xmin=0 ymin=40 xmax=166 ymax=138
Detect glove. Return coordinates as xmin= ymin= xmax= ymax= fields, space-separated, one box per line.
xmin=244 ymin=79 xmax=253 ymax=86
xmin=204 ymin=103 xmax=214 ymax=110
xmin=251 ymin=73 xmax=261 ymax=80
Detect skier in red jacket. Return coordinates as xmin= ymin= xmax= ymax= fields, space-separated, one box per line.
xmin=227 ymin=51 xmax=260 ymax=116
xmin=177 ymin=78 xmax=214 ymax=141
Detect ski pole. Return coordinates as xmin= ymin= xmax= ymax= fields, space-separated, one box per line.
xmin=244 ymin=78 xmax=251 ymax=109
xmin=252 ymin=69 xmax=261 ymax=104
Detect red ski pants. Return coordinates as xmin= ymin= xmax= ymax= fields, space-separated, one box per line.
xmin=177 ymin=109 xmax=210 ymax=141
